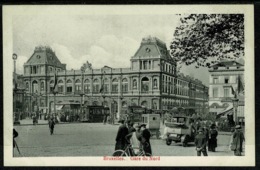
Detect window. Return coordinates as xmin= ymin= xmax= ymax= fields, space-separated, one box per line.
xmin=122 ymin=78 xmax=128 ymax=93
xmin=141 ymin=77 xmax=149 ymax=93
xmin=224 ymin=88 xmax=230 ymax=97
xmin=58 ymin=86 xmax=63 ymax=93
xmin=75 ymin=79 xmax=81 ymax=93
xmin=67 ymin=86 xmax=72 ymax=93
xmin=66 ymin=79 xmax=72 ymax=93
xmin=213 ymin=78 xmax=218 ymax=84
xmin=75 ymin=85 xmax=81 ymax=93
xmin=112 ymin=84 xmax=118 ymax=93
xmin=84 ymin=84 xmax=91 ymax=93
xmin=213 ymin=88 xmax=218 ymax=98
xmin=93 ymin=79 xmax=100 ymax=93
xmin=143 ymin=61 xmax=148 ymax=70
xmin=84 ymin=79 xmax=91 ymax=93
xmin=224 ymin=77 xmax=229 ymax=84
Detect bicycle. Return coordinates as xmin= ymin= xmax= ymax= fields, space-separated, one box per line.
xmin=112 ymin=143 xmax=152 ymax=157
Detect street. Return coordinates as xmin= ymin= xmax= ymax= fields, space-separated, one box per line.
xmin=13 ymin=122 xmax=236 ymax=157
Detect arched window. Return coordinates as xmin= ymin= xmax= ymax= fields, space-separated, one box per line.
xmin=32 ymin=80 xmax=38 ymax=93
xmin=112 ymin=78 xmax=118 ymax=93
xmin=122 ymin=78 xmax=128 ymax=93
xmin=66 ymin=79 xmax=73 ymax=93
xmin=103 ymin=78 xmax=109 ymax=93
xmin=84 ymin=79 xmax=91 ymax=93
xmin=66 ymin=79 xmax=72 ymax=84
xmin=49 ymin=80 xmax=54 ymax=92
xmin=58 ymin=80 xmax=64 ymax=93
xmin=93 ymin=79 xmax=100 ymax=93
xmin=75 ymin=79 xmax=81 ymax=93
xmin=141 ymin=77 xmax=149 ymax=93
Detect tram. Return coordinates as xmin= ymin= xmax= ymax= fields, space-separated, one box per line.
xmin=81 ymin=106 xmax=110 ymax=122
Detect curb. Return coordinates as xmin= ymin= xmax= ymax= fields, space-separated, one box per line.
xmin=14 ymin=122 xmax=120 ymax=126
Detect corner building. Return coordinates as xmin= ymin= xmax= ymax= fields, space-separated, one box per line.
xmin=22 ymin=36 xmax=208 ymax=119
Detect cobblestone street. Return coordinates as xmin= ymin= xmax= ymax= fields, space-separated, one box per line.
xmin=13 ymin=121 xmax=237 ymax=157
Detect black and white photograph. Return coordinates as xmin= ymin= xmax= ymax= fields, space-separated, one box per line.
xmin=3 ymin=5 xmax=254 ymax=166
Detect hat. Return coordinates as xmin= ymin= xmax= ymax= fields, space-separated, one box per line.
xmin=198 ymin=128 xmax=204 ymax=132
xmin=139 ymin=123 xmax=147 ymax=128
xmin=210 ymin=124 xmax=216 ymax=129
xmin=118 ymin=119 xmax=125 ymax=124
xmin=235 ymin=125 xmax=241 ymax=129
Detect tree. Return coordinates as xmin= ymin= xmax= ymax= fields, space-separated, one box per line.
xmin=170 ymin=14 xmax=244 ymax=68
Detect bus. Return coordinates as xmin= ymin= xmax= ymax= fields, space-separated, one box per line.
xmin=81 ymin=106 xmax=110 ymax=123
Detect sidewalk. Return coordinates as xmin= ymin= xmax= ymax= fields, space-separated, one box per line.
xmin=15 ymin=118 xmax=121 ymax=126
xmin=17 ymin=119 xmax=49 ymax=125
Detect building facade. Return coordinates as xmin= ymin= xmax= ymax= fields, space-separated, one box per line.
xmin=21 ymin=36 xmax=208 ymax=119
xmin=208 ymin=61 xmax=245 ymax=122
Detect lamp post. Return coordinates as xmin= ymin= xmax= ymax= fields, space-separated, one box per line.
xmin=232 ymin=98 xmax=239 ymax=125
xmin=80 ymin=66 xmax=85 ymax=117
xmin=13 ymin=53 xmax=20 ymax=124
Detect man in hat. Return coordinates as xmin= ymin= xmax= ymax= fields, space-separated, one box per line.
xmin=208 ymin=124 xmax=218 ymax=152
xmin=194 ymin=127 xmax=208 ymax=156
xmin=48 ymin=116 xmax=55 ymax=135
xmin=140 ymin=124 xmax=152 ymax=155
xmin=231 ymin=125 xmax=245 ymax=156
xmin=115 ymin=120 xmax=129 ymax=150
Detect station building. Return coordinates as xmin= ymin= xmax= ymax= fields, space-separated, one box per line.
xmin=21 ymin=36 xmax=209 ymax=119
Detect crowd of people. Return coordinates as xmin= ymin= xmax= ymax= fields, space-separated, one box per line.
xmin=115 ymin=120 xmax=152 ymax=156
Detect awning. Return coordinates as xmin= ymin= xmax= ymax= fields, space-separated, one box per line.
xmin=56 ymin=105 xmax=64 ymax=111
xmin=51 ymin=105 xmax=64 ymax=111
xmin=216 ymin=106 xmax=233 ymax=119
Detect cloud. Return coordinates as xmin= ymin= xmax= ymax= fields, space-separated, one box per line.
xmin=52 ymin=43 xmax=84 ymax=70
xmin=81 ymin=35 xmax=139 ymax=68
xmin=16 ymin=55 xmax=29 ymax=74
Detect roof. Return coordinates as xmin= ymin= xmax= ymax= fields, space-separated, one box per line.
xmin=132 ymin=36 xmax=175 ymax=63
xmin=211 ymin=60 xmax=244 ymax=68
xmin=24 ymin=46 xmax=66 ymax=69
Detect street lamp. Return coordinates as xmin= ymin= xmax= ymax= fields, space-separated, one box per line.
xmin=232 ymin=98 xmax=239 ymax=125
xmin=80 ymin=66 xmax=85 ymax=116
xmin=13 ymin=53 xmax=20 ymax=124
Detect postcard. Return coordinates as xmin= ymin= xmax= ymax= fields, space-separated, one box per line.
xmin=3 ymin=5 xmax=255 ymax=166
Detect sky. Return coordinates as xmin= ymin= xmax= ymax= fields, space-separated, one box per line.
xmin=13 ymin=13 xmax=214 ymax=86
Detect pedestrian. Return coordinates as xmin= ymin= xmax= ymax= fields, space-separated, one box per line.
xmin=140 ymin=124 xmax=152 ymax=155
xmin=231 ymin=125 xmax=245 ymax=156
xmin=115 ymin=120 xmax=129 ymax=150
xmin=48 ymin=116 xmax=55 ymax=135
xmin=103 ymin=113 xmax=107 ymax=125
xmin=194 ymin=127 xmax=208 ymax=156
xmin=127 ymin=121 xmax=135 ymax=133
xmin=208 ymin=124 xmax=218 ymax=152
xmin=125 ymin=122 xmax=137 ymax=156
xmin=13 ymin=128 xmax=18 ymax=148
